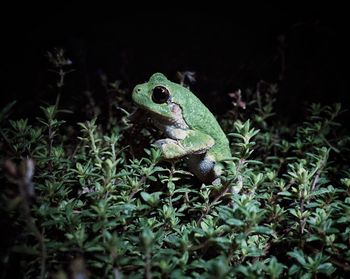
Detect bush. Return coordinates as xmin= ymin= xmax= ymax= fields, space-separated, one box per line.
xmin=1 ymin=50 xmax=350 ymax=278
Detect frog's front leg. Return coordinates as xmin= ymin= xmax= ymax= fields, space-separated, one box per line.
xmin=154 ymin=130 xmax=214 ymax=160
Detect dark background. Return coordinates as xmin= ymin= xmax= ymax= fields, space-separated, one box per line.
xmin=2 ymin=4 xmax=349 ymax=124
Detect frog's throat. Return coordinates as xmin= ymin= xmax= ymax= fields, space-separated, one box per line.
xmin=146 ymin=102 xmax=189 ymax=130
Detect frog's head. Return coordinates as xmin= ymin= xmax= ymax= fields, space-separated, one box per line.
xmin=132 ymin=73 xmax=178 ymax=119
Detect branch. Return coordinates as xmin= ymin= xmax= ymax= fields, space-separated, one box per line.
xmin=3 ymin=159 xmax=47 ymax=279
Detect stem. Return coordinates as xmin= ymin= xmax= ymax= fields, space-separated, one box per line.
xmin=129 ymin=176 xmax=146 ymax=200
xmin=330 ymin=258 xmax=350 ymax=272
xmin=47 ymin=125 xmax=53 ymax=172
xmin=321 ymin=136 xmax=340 ymax=153
xmin=311 ymin=158 xmax=326 ymax=192
xmin=299 ymin=197 xmax=306 ymax=236
xmin=88 ymin=124 xmax=102 ymax=163
xmin=128 ymin=161 xmax=157 ymax=201
xmin=57 ymin=68 xmax=65 ymax=88
xmin=4 ymin=160 xmax=47 ymax=278
xmin=189 ymin=239 xmax=210 ymax=251
xmin=144 ymin=247 xmax=152 ymax=279
xmin=256 ymin=83 xmax=262 ymax=110
xmin=168 ymin=163 xmax=176 ymax=207
xmin=18 ymin=182 xmax=47 ymax=279
xmin=197 ymin=185 xmax=231 ymax=225
xmin=111 ymin=140 xmax=116 ymax=161
xmin=196 ymin=159 xmax=244 ymax=224
xmin=311 ymin=171 xmax=321 ymax=192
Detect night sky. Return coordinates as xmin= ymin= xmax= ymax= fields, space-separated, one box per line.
xmin=2 ymin=4 xmax=349 ymax=124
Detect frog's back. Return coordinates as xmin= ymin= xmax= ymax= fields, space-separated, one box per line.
xmin=173 ymin=85 xmax=231 ymax=161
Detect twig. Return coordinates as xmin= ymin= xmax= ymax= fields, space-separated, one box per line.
xmin=196 ymin=185 xmax=231 ymax=225
xmin=196 ymin=159 xmax=244 ymax=224
xmin=47 ymin=125 xmax=54 ymax=172
xmin=330 ymin=258 xmax=350 ymax=272
xmin=3 ymin=159 xmax=47 ymax=279
xmin=311 ymin=158 xmax=327 ymax=192
xmin=144 ymin=248 xmax=152 ymax=279
xmin=129 ymin=176 xmax=146 ymax=200
xmin=311 ymin=171 xmax=321 ymax=192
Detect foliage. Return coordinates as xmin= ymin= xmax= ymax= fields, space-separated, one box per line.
xmin=1 ymin=51 xmax=350 ymax=278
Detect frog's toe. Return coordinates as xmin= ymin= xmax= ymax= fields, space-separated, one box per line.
xmin=212 ymin=177 xmax=221 ymax=186
xmin=154 ymin=139 xmax=174 ymax=146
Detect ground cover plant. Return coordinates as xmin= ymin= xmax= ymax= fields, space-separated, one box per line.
xmin=1 ymin=49 xmax=350 ymax=278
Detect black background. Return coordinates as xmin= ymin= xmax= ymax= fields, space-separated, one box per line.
xmin=1 ymin=4 xmax=349 ymax=278
xmin=2 ymin=4 xmax=349 ymax=124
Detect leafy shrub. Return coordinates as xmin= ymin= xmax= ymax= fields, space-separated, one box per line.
xmin=1 ymin=50 xmax=350 ymax=278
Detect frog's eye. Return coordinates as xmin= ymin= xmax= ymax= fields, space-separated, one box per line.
xmin=152 ymin=86 xmax=170 ymax=104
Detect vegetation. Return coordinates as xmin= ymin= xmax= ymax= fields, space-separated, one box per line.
xmin=1 ymin=49 xmax=350 ymax=278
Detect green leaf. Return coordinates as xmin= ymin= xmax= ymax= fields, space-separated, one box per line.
xmin=226 ymin=218 xmax=244 ymax=227
xmin=252 ymin=226 xmax=274 ymax=235
xmin=287 ymin=249 xmax=306 ymax=266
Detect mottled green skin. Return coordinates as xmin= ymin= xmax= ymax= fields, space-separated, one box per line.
xmin=132 ymin=73 xmax=231 ymax=183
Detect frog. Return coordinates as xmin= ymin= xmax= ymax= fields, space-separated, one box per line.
xmin=132 ymin=73 xmax=231 ymax=184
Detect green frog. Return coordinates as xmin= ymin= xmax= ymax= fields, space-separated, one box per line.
xmin=132 ymin=73 xmax=231 ymax=183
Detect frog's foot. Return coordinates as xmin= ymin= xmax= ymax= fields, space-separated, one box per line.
xmin=211 ymin=163 xmax=224 ymax=185
xmin=211 ymin=177 xmax=222 ymax=186
xmin=186 ymin=154 xmax=223 ymax=184
xmin=154 ymin=138 xmax=187 ymax=160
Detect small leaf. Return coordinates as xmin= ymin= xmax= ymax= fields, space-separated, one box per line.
xmin=287 ymin=249 xmax=306 ymax=266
